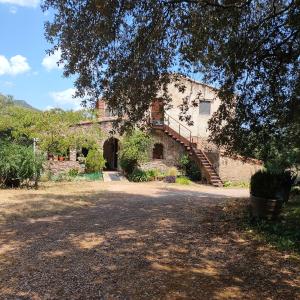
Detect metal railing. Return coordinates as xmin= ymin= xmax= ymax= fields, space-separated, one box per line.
xmin=164 ymin=112 xmax=192 ymax=146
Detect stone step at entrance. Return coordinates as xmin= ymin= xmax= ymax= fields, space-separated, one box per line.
xmin=103 ymin=171 xmax=128 ymax=182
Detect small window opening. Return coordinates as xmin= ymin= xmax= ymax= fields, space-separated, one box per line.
xmin=199 ymin=100 xmax=211 ymax=115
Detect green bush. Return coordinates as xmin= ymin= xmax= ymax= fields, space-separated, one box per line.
xmin=128 ymin=169 xmax=153 ymax=182
xmin=178 ymin=154 xmax=190 ymax=175
xmin=52 ymin=172 xmax=70 ymax=182
xmin=85 ymin=148 xmax=106 ymax=173
xmin=40 ymin=171 xmax=52 ymax=182
xmin=245 ymin=195 xmax=300 ymax=253
xmin=0 ymin=140 xmax=44 ymax=187
xmin=68 ymin=168 xmax=79 ymax=177
xmin=119 ymin=130 xmax=152 ymax=175
xmin=146 ymin=169 xmax=158 ymax=180
xmin=250 ymin=170 xmax=296 ymax=200
xmin=120 ymin=158 xmax=137 ymax=175
xmin=178 ymin=154 xmax=201 ymax=181
xmin=176 ymin=176 xmax=191 ymax=185
xmin=186 ymin=162 xmax=201 ymax=181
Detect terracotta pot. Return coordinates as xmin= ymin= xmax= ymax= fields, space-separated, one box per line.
xmin=58 ymin=156 xmax=65 ymax=161
xmin=250 ymin=195 xmax=283 ymax=220
xmin=164 ymin=176 xmax=176 ymax=183
xmin=47 ymin=154 xmax=54 ymax=160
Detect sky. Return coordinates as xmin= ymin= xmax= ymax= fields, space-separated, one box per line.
xmin=0 ymin=0 xmax=81 ymax=110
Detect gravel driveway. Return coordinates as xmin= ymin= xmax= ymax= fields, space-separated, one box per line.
xmin=0 ymin=182 xmax=299 ymax=299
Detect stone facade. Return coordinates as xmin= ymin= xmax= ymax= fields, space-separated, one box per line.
xmin=219 ymin=155 xmax=262 ymax=182
xmin=47 ymin=77 xmax=263 ymax=183
xmin=141 ymin=129 xmax=186 ymax=173
xmin=45 ymin=160 xmax=84 ymax=176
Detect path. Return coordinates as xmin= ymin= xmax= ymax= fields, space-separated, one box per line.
xmin=0 ymin=182 xmax=299 ymax=299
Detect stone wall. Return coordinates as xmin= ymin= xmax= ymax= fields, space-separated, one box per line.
xmin=219 ymin=155 xmax=262 ymax=182
xmin=141 ymin=129 xmax=185 ymax=172
xmin=45 ymin=160 xmax=84 ymax=176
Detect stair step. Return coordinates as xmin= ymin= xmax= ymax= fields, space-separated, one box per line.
xmin=161 ymin=126 xmax=224 ymax=187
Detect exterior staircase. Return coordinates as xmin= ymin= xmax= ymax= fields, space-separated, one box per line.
xmin=152 ymin=113 xmax=223 ymax=187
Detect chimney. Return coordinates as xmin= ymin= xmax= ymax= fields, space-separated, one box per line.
xmin=95 ymin=99 xmax=105 ymax=118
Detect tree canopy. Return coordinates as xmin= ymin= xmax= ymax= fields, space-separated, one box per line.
xmin=43 ymin=0 xmax=300 ymax=169
xmin=0 ymin=94 xmax=103 ymax=155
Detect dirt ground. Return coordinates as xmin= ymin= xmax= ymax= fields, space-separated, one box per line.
xmin=0 ymin=181 xmax=299 ymax=300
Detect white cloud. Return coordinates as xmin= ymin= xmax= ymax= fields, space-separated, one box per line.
xmin=3 ymin=81 xmax=14 ymax=87
xmin=0 ymin=0 xmax=39 ymax=7
xmin=44 ymin=105 xmax=55 ymax=111
xmin=42 ymin=49 xmax=63 ymax=71
xmin=9 ymin=6 xmax=17 ymax=13
xmin=0 ymin=54 xmax=31 ymax=76
xmin=50 ymin=88 xmax=82 ymax=110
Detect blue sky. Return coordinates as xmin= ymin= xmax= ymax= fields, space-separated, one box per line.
xmin=0 ymin=0 xmax=80 ymax=110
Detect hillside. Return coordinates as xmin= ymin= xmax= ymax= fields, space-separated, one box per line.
xmin=12 ymin=99 xmax=37 ymax=110
xmin=0 ymin=94 xmax=38 ymax=111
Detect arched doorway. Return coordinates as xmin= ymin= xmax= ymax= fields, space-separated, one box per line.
xmin=103 ymin=137 xmax=119 ymax=170
xmin=153 ymin=143 xmax=164 ymax=159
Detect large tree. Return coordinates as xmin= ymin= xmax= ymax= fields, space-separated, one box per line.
xmin=0 ymin=95 xmax=103 ymax=155
xmin=42 ymin=0 xmax=300 ymax=169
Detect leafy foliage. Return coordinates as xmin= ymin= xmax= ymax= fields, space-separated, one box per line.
xmin=0 ymin=94 xmax=103 ymax=156
xmin=128 ymin=169 xmax=152 ymax=182
xmin=43 ymin=0 xmax=300 ymax=168
xmin=176 ymin=176 xmax=191 ymax=185
xmin=68 ymin=168 xmax=80 ymax=177
xmin=178 ymin=154 xmax=201 ymax=181
xmin=0 ymin=140 xmax=44 ymax=187
xmin=119 ymin=130 xmax=152 ymax=174
xmin=250 ymin=170 xmax=296 ymax=200
xmin=246 ymin=195 xmax=300 ymax=254
xmin=85 ymin=148 xmax=106 ymax=173
xmin=223 ymin=181 xmax=249 ymax=188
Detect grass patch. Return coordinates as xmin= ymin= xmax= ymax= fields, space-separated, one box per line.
xmin=51 ymin=171 xmax=103 ymax=182
xmin=176 ymin=176 xmax=191 ymax=185
xmin=224 ymin=181 xmax=249 ymax=188
xmin=245 ymin=194 xmax=300 ymax=254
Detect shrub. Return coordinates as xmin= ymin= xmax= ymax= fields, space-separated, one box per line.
xmin=0 ymin=140 xmax=44 ymax=188
xmin=178 ymin=155 xmax=201 ymax=181
xmin=52 ymin=172 xmax=69 ymax=182
xmin=146 ymin=169 xmax=158 ymax=180
xmin=250 ymin=170 xmax=296 ymax=200
xmin=176 ymin=176 xmax=191 ymax=185
xmin=167 ymin=167 xmax=178 ymax=177
xmin=119 ymin=130 xmax=152 ymax=175
xmin=40 ymin=171 xmax=52 ymax=182
xmin=128 ymin=169 xmax=152 ymax=182
xmin=178 ymin=154 xmax=190 ymax=175
xmin=120 ymin=158 xmax=137 ymax=175
xmin=85 ymin=148 xmax=106 ymax=173
xmin=68 ymin=168 xmax=79 ymax=177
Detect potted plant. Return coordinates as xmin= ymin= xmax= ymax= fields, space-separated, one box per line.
xmin=164 ymin=167 xmax=178 ymax=183
xmin=57 ymin=149 xmax=66 ymax=161
xmin=250 ymin=170 xmax=295 ymax=219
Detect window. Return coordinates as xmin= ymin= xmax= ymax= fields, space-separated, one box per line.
xmin=199 ymin=100 xmax=211 ymax=115
xmin=153 ymin=143 xmax=164 ymax=159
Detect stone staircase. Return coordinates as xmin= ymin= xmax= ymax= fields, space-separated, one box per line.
xmin=153 ymin=114 xmax=223 ymax=187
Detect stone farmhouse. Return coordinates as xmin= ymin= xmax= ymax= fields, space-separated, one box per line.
xmin=49 ymin=75 xmax=262 ymax=186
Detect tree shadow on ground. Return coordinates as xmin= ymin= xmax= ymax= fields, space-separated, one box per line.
xmin=0 ymin=187 xmax=299 ymax=299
